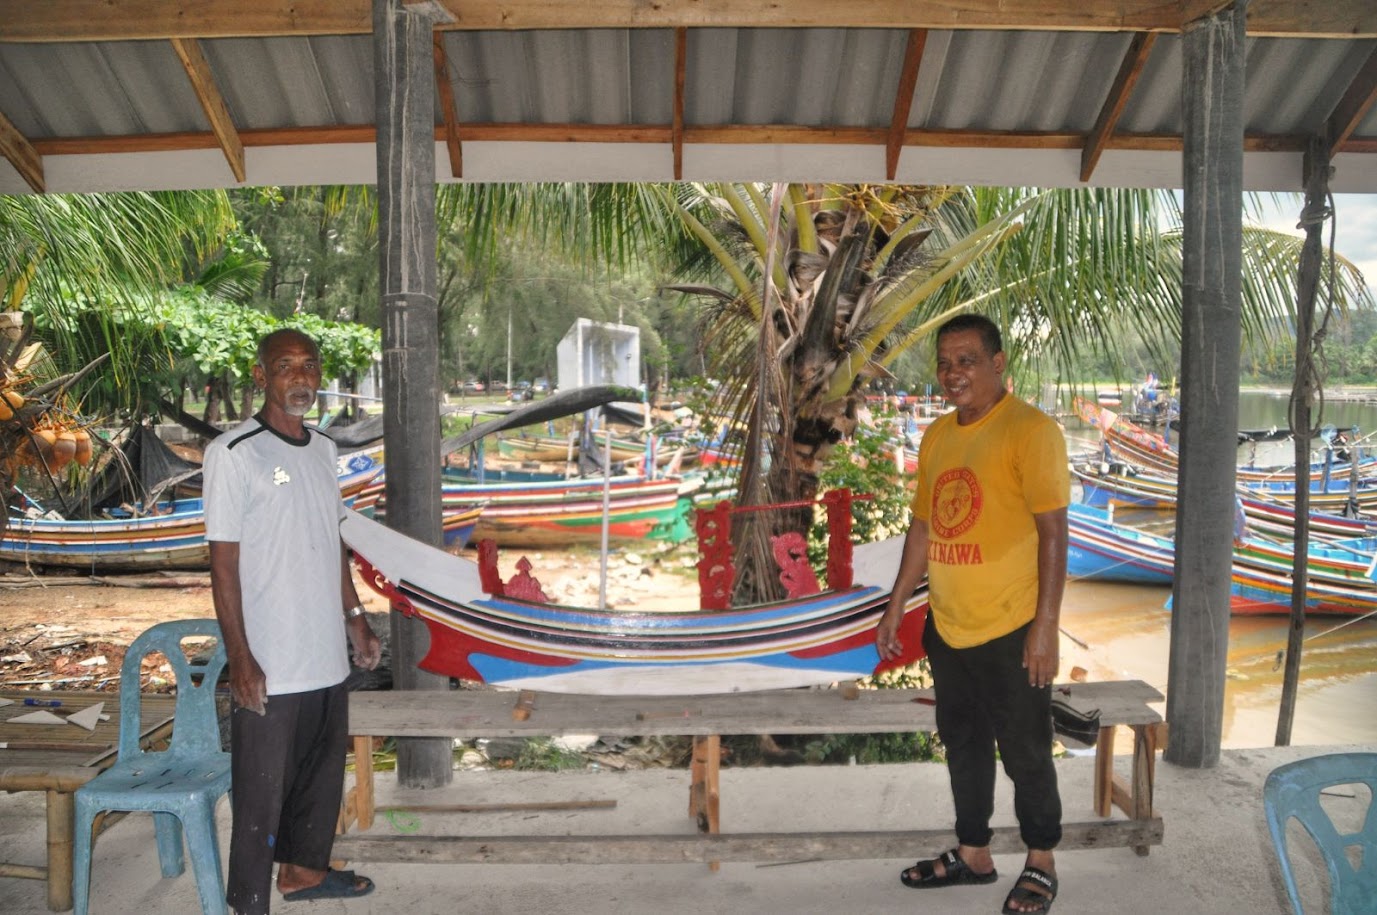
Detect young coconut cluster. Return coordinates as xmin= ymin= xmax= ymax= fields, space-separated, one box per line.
xmin=1 ymin=373 xmax=94 ymax=479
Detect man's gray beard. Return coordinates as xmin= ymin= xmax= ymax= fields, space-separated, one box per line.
xmin=284 ymin=389 xmax=314 ymax=417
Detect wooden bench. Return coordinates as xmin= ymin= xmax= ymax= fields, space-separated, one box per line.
xmin=334 ymin=680 xmax=1165 ymax=866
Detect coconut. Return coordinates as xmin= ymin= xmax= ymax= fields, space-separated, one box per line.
xmin=53 ymin=431 xmax=78 ymax=466
xmin=73 ymin=429 xmax=93 ymax=465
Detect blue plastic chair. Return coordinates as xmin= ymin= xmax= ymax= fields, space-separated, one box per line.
xmin=1264 ymin=751 xmax=1377 ymax=915
xmin=72 ymin=619 xmax=231 ymax=915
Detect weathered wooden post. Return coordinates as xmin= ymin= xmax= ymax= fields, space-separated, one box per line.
xmin=374 ymin=0 xmax=450 ymax=787
xmin=1165 ymin=1 xmax=1247 ymax=769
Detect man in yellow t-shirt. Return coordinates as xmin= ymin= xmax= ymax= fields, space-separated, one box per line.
xmin=876 ymin=314 xmax=1069 ymax=915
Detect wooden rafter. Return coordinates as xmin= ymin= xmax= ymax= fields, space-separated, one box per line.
xmin=0 ymin=106 xmax=44 ymax=192
xmin=28 ymin=123 xmax=1358 ymax=156
xmin=672 ymin=28 xmax=686 ymax=180
xmin=885 ymin=29 xmax=926 ymax=181
xmin=1327 ymin=47 xmax=1377 ymax=155
xmin=169 ymin=37 xmax=245 ymax=181
xmin=0 ymin=1 xmax=1372 ymax=41
xmin=1080 ymin=32 xmax=1156 ymax=182
xmin=433 ymin=32 xmax=463 ymax=178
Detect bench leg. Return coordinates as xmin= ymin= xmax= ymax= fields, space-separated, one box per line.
xmin=339 ymin=736 xmax=376 ymax=836
xmin=46 ymin=789 xmax=73 ymax=912
xmin=689 ymin=735 xmax=721 ymax=872
xmin=1093 ymin=725 xmax=1115 ymax=818
xmin=1129 ymin=724 xmax=1156 ymax=857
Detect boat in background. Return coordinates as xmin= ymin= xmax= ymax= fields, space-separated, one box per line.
xmin=1074 ymin=396 xmax=1377 ymax=484
xmin=1 ymin=453 xmax=384 ymax=571
xmin=1067 ymin=501 xmax=1377 ymax=616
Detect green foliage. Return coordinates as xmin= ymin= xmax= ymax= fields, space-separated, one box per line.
xmin=29 ymin=287 xmax=379 ymax=419
xmin=803 ymin=730 xmax=943 ymax=765
xmin=806 ymin=413 xmax=914 ymax=570
xmin=512 ymin=738 xmax=590 ymax=771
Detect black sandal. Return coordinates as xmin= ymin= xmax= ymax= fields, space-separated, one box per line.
xmin=900 ymin=848 xmax=998 ymax=888
xmin=1001 ymin=866 xmax=1058 ymax=914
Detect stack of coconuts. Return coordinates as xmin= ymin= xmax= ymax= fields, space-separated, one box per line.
xmin=1 ymin=373 xmax=95 ymax=477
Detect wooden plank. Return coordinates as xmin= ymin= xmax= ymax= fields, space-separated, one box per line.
xmin=0 ymin=106 xmax=43 ymax=193
xmin=348 ymin=682 xmax=1162 ymax=740
xmin=432 ymin=32 xmax=463 ymax=179
xmin=28 ymin=123 xmax=1327 ymax=159
xmin=1 ymin=1 xmax=1370 ymax=41
xmin=671 ymin=27 xmax=686 ymax=180
xmin=1327 ymin=47 xmax=1377 ymax=153
xmin=1080 ymin=32 xmax=1156 ymax=181
xmin=169 ymin=37 xmax=245 ymax=181
xmin=1094 ymin=726 xmax=1115 ymax=818
xmin=885 ymin=29 xmax=926 ymax=180
xmin=332 ymin=819 xmax=1163 ymax=864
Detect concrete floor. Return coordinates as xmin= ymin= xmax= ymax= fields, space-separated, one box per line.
xmin=1 ymin=743 xmax=1366 ymax=915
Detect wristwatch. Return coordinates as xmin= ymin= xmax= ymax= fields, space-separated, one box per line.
xmin=345 ymin=604 xmax=366 ymax=620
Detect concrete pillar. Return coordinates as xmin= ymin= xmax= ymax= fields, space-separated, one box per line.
xmin=374 ymin=0 xmax=451 ymax=788
xmin=1165 ymin=1 xmax=1247 ymax=769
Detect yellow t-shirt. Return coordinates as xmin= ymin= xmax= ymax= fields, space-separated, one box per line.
xmin=911 ymin=395 xmax=1069 ymax=648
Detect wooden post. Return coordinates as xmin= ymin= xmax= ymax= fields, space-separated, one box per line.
xmin=1165 ymin=0 xmax=1246 ymax=769
xmin=1093 ymin=725 xmax=1115 ymax=818
xmin=373 ymin=0 xmax=451 ymax=788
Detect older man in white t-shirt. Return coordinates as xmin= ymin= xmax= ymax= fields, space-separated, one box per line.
xmin=205 ymin=328 xmax=380 ymax=914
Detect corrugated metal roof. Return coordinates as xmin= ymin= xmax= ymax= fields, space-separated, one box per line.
xmin=1 ymin=24 xmax=1374 ymax=193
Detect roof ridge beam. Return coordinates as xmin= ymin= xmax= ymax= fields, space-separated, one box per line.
xmin=1 ymin=1 xmax=1373 ymax=41
xmin=1081 ymin=32 xmax=1157 ymax=182
xmin=170 ymin=37 xmax=245 ymax=182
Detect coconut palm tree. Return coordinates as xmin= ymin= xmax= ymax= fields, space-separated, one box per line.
xmin=656 ymin=183 xmax=1372 ymax=601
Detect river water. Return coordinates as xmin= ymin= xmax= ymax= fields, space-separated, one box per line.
xmin=1061 ymin=389 xmax=1377 ymax=749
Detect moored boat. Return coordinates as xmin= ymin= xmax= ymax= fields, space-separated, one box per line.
xmin=1 ymin=453 xmax=384 ymax=571
xmin=1067 ymin=501 xmax=1377 ymax=616
xmin=343 ymin=508 xmax=929 ymax=695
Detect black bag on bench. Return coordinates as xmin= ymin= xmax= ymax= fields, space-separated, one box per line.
xmin=1051 ymin=699 xmax=1101 ymax=747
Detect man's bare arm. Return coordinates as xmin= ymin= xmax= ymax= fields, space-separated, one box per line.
xmin=340 ymin=542 xmax=381 ymax=670
xmin=1023 ymin=507 xmax=1068 ymax=687
xmin=876 ymin=520 xmax=930 ymax=661
xmin=209 ymin=540 xmax=267 ymax=713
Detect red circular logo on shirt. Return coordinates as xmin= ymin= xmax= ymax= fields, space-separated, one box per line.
xmin=931 ymin=468 xmax=981 ymax=539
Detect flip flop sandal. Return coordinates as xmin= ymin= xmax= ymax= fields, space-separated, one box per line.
xmin=1001 ymin=865 xmax=1058 ymax=914
xmin=900 ymin=848 xmax=998 ymax=888
xmin=281 ymin=868 xmax=375 ymax=902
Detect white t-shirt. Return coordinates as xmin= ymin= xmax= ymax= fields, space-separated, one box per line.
xmin=204 ymin=417 xmax=350 ymax=695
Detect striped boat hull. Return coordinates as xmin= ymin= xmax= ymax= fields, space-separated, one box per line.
xmin=344 ymin=510 xmax=929 ymax=695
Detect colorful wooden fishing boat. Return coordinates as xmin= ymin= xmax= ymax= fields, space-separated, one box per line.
xmin=360 ymin=472 xmax=693 ymax=549
xmin=1 ymin=453 xmax=384 ymax=571
xmin=1067 ymin=503 xmax=1174 ymax=584
xmin=1074 ymin=397 xmax=1377 ymax=484
xmin=1073 ymin=462 xmax=1377 ymax=516
xmin=496 ymin=436 xmax=576 ymax=462
xmin=449 ymin=475 xmax=689 ymax=547
xmin=1067 ymin=502 xmax=1377 ymax=616
xmin=343 ymin=508 xmax=929 ymax=695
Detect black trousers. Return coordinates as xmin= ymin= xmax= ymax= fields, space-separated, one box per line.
xmin=226 ymin=682 xmax=349 ymax=915
xmin=923 ymin=615 xmax=1062 ymax=851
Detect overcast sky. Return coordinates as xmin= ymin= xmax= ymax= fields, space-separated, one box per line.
xmin=1254 ymin=193 xmax=1377 ymax=297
